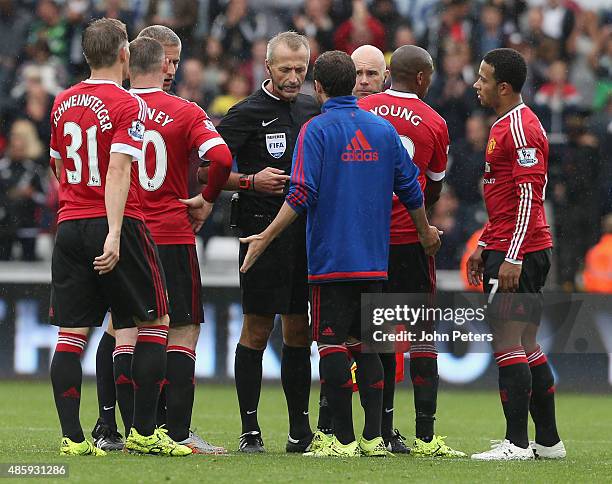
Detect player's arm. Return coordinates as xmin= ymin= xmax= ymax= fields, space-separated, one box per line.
xmin=181 ymin=107 xmax=238 ymax=231
xmin=50 ymin=157 xmax=62 ymax=182
xmin=49 ymin=126 xmax=62 ymax=181
xmin=392 ymin=131 xmax=441 ymax=256
xmin=201 ymin=142 xmax=233 ymax=202
xmin=467 ymin=222 xmax=490 ymax=286
xmin=239 ymin=202 xmax=298 ymax=273
xmin=93 ymin=96 xmax=147 ymax=275
xmin=93 ymin=152 xmax=133 ymax=275
xmin=181 ymin=143 xmax=234 ymax=232
xmin=424 ymin=178 xmax=443 ymax=209
xmin=240 ymin=120 xmax=322 ymax=272
xmin=424 ymin=122 xmax=449 ymax=209
xmin=499 ymin=135 xmax=548 ymax=291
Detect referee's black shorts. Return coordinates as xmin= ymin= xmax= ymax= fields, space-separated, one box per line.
xmin=383 ymin=243 xmax=436 ymax=294
xmin=482 ymin=248 xmax=551 ymax=325
xmin=238 ymin=207 xmax=308 ymax=315
xmin=50 ymin=217 xmax=168 ymax=329
xmin=157 ymin=244 xmax=204 ymax=326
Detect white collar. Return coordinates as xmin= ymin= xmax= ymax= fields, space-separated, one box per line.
xmin=129 ymin=87 xmax=164 ymax=94
xmin=492 ymin=103 xmax=525 ymax=128
xmin=262 ymin=80 xmax=281 ymax=101
xmin=384 ymin=89 xmax=419 ymax=99
xmin=83 ymin=79 xmax=122 ymax=88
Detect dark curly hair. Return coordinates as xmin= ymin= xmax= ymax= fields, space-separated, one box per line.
xmin=483 ymin=48 xmax=527 ymax=93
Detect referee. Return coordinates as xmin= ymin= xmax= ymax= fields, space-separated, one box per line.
xmin=199 ymin=31 xmax=318 ymax=453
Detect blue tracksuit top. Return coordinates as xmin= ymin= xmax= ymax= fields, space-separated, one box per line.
xmin=286 ymin=95 xmax=423 ymax=283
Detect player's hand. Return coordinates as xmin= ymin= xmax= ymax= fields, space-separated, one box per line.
xmin=418 ymin=225 xmax=442 ymax=256
xmin=253 ymin=167 xmax=290 ymax=195
xmin=467 ymin=246 xmax=485 ymax=286
xmin=179 ymin=194 xmax=214 ymax=232
xmin=94 ymin=232 xmax=120 ymax=275
xmin=238 ymin=233 xmax=271 ymax=272
xmin=498 ymin=261 xmax=522 ymax=292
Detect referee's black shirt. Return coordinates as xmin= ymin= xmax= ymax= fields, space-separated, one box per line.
xmin=217 ymin=80 xmax=320 ymax=214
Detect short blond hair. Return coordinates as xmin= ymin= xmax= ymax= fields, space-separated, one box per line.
xmin=138 ymin=25 xmax=181 ymax=48
xmin=266 ymin=31 xmax=309 ymax=64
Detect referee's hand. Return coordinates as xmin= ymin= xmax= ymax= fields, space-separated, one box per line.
xmin=418 ymin=225 xmax=443 ymax=256
xmin=239 ymin=233 xmax=271 ymax=272
xmin=254 ymin=167 xmax=290 ymax=195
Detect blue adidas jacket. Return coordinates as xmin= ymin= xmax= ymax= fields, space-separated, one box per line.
xmin=286 ymin=95 xmax=423 ymax=283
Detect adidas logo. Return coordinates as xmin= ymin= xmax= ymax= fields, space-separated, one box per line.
xmin=115 ymin=374 xmax=133 ymax=386
xmin=322 ymin=327 xmax=335 ymax=336
xmin=341 ymin=129 xmax=379 ymax=161
xmin=61 ymin=386 xmax=81 ymax=399
xmin=412 ymin=375 xmax=429 ymax=387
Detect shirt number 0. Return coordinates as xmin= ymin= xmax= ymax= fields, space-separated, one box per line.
xmin=138 ymin=130 xmax=168 ymax=191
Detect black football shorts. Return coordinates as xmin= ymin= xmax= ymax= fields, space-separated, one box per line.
xmin=384 ymin=242 xmax=436 ymax=294
xmin=238 ymin=208 xmax=308 ymax=315
xmin=157 ymin=244 xmax=203 ymax=326
xmin=309 ymin=281 xmax=383 ymax=345
xmin=50 ymin=217 xmax=168 ymax=329
xmin=482 ymin=248 xmax=551 ymax=325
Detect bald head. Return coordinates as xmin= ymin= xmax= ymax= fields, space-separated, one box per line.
xmin=352 ymin=45 xmax=386 ymax=71
xmin=352 ymin=45 xmax=388 ymax=98
xmin=390 ymin=45 xmax=434 ymax=98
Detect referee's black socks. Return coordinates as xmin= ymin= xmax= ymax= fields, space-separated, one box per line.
xmin=379 ymin=352 xmax=397 ymax=439
xmin=51 ymin=332 xmax=87 ymax=442
xmin=281 ymin=344 xmax=312 ymax=439
xmin=235 ymin=343 xmax=264 ymax=433
xmin=96 ymin=331 xmax=117 ymax=430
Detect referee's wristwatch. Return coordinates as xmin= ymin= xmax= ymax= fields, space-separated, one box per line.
xmin=239 ymin=174 xmax=254 ymax=191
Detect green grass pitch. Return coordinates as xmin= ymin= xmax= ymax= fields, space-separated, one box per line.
xmin=0 ymin=381 xmax=611 ymax=483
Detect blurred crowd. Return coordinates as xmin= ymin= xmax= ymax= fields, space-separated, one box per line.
xmin=0 ymin=0 xmax=610 ymax=292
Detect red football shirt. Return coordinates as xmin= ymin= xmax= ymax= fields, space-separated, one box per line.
xmin=130 ymin=88 xmax=226 ymax=245
xmin=478 ymin=103 xmax=552 ymax=261
xmin=359 ymin=89 xmax=449 ymax=244
xmin=50 ymin=79 xmax=147 ymax=224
